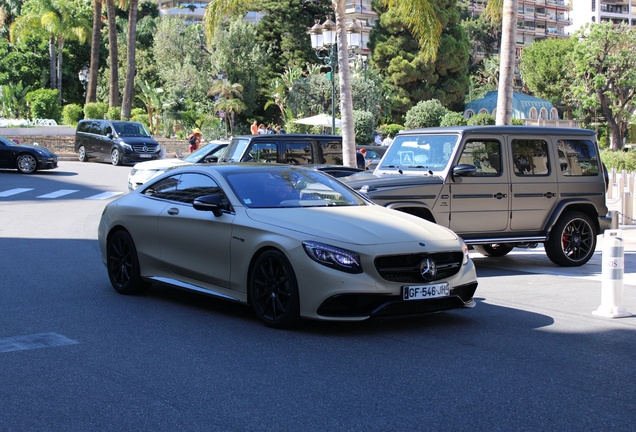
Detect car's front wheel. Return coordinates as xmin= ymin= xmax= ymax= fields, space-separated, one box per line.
xmin=111 ymin=148 xmax=122 ymax=166
xmin=473 ymin=244 xmax=514 ymax=257
xmin=16 ymin=154 xmax=38 ymax=174
xmin=77 ymin=145 xmax=88 ymax=162
xmin=107 ymin=230 xmax=151 ymax=294
xmin=249 ymin=249 xmax=300 ymax=329
xmin=545 ymin=211 xmax=597 ymax=267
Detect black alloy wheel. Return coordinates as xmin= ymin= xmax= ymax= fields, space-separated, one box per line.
xmin=16 ymin=154 xmax=37 ymax=174
xmin=107 ymin=230 xmax=151 ymax=294
xmin=249 ymin=250 xmax=300 ymax=329
xmin=473 ymin=243 xmax=514 ymax=257
xmin=545 ymin=211 xmax=597 ymax=267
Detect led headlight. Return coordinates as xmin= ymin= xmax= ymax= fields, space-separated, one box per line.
xmin=459 ymin=238 xmax=470 ymax=265
xmin=120 ymin=142 xmax=133 ymax=151
xmin=302 ymin=241 xmax=362 ymax=274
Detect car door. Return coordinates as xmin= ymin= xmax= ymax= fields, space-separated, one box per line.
xmin=156 ymin=172 xmax=236 ymax=289
xmin=449 ymin=137 xmax=510 ymax=234
xmin=0 ymin=138 xmax=15 ymax=167
xmin=508 ymin=136 xmax=558 ymax=231
xmin=283 ymin=140 xmax=312 ymax=164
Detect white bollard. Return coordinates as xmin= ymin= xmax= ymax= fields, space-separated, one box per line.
xmin=593 ymin=229 xmax=632 ymax=318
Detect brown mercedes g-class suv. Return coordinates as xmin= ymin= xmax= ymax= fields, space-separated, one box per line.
xmin=344 ymin=126 xmax=611 ymax=267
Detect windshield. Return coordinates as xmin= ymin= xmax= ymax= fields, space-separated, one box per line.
xmin=183 ymin=143 xmax=227 ymax=163
xmin=222 ymin=138 xmax=250 ymax=162
xmin=225 ymin=168 xmax=368 ymax=209
xmin=113 ymin=122 xmax=151 ymax=137
xmin=379 ymin=134 xmax=459 ymax=172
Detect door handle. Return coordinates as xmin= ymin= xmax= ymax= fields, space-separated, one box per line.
xmin=167 ymin=208 xmax=179 ymax=215
xmin=494 ymin=193 xmax=507 ymax=199
xmin=544 ymin=192 xmax=555 ymax=199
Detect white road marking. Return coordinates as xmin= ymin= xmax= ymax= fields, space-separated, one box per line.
xmin=0 ymin=188 xmax=34 ymax=197
xmin=85 ymin=191 xmax=124 ymax=200
xmin=0 ymin=333 xmax=79 ymax=353
xmin=36 ymin=189 xmax=79 ymax=199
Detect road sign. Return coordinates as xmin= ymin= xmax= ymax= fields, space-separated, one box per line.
xmin=218 ymin=111 xmax=225 ymax=118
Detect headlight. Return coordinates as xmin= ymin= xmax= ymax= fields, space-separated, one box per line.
xmin=459 ymin=238 xmax=470 ymax=265
xmin=35 ymin=149 xmax=48 ymax=156
xmin=302 ymin=241 xmax=362 ymax=274
xmin=120 ymin=142 xmax=133 ymax=151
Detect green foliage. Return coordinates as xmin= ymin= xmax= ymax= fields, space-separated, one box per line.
xmin=105 ymin=106 xmax=121 ymax=121
xmin=601 ymin=149 xmax=636 ymax=172
xmin=0 ymin=80 xmax=30 ymax=119
xmin=404 ymin=99 xmax=449 ymax=129
xmin=440 ymin=111 xmax=467 ymax=126
xmin=467 ymin=112 xmax=495 ymax=125
xmin=353 ymin=110 xmax=375 ymax=145
xmin=511 ymin=118 xmax=525 ymax=125
xmin=381 ymin=124 xmax=404 ymax=137
xmin=131 ymin=113 xmax=149 ymax=127
xmin=62 ymin=103 xmax=83 ymax=125
xmin=283 ymin=120 xmax=310 ymax=135
xmin=83 ymin=102 xmax=108 ymax=119
xmin=25 ymin=88 xmax=61 ymax=121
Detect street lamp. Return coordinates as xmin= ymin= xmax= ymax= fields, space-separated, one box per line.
xmin=309 ymin=17 xmax=361 ymax=135
xmin=78 ymin=66 xmax=89 ymax=98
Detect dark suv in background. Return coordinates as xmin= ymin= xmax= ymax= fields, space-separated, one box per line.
xmin=75 ymin=120 xmax=161 ymax=165
xmin=344 ymin=126 xmax=611 ymax=267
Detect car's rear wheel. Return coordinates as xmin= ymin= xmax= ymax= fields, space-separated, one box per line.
xmin=473 ymin=244 xmax=514 ymax=257
xmin=16 ymin=154 xmax=37 ymax=174
xmin=111 ymin=148 xmax=122 ymax=166
xmin=545 ymin=211 xmax=597 ymax=267
xmin=78 ymin=145 xmax=88 ymax=162
xmin=249 ymin=249 xmax=300 ymax=329
xmin=107 ymin=230 xmax=151 ymax=294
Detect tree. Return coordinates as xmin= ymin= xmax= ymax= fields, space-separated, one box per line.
xmin=404 ymin=99 xmax=448 ymax=129
xmin=518 ymin=37 xmax=576 ymax=119
xmin=136 ymin=80 xmax=163 ymax=134
xmin=105 ymin=0 xmax=119 ymax=107
xmin=120 ymin=0 xmax=138 ymax=119
xmin=208 ymin=80 xmax=245 ymax=136
xmin=570 ymin=23 xmax=636 ymax=151
xmin=86 ymin=0 xmax=102 ymax=104
xmin=203 ymin=0 xmax=443 ymax=168
xmin=0 ymin=0 xmax=23 ymax=38
xmin=11 ymin=0 xmax=91 ymax=104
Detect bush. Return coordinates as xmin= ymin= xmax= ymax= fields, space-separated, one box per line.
xmin=25 ymin=89 xmax=61 ymax=122
xmin=84 ymin=102 xmax=108 ymax=119
xmin=404 ymin=99 xmax=448 ymax=130
xmin=440 ymin=112 xmax=468 ymax=127
xmin=467 ymin=113 xmax=495 ymax=125
xmin=601 ymin=149 xmax=636 ymax=172
xmin=381 ymin=124 xmax=404 ymax=138
xmin=511 ymin=118 xmax=525 ymax=125
xmin=131 ymin=113 xmax=149 ymax=127
xmin=284 ymin=121 xmax=310 ymax=134
xmin=62 ymin=104 xmax=83 ymax=125
xmin=352 ymin=110 xmax=375 ymax=145
xmin=105 ymin=106 xmax=121 ymax=120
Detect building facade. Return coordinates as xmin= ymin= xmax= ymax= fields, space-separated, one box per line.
xmin=570 ymin=0 xmax=636 ymax=32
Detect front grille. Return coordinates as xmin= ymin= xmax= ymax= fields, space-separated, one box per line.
xmin=132 ymin=144 xmax=158 ymax=153
xmin=374 ymin=251 xmax=464 ymax=283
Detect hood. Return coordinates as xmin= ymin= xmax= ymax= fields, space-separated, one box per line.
xmin=245 ymin=205 xmax=457 ymax=246
xmin=117 ymin=136 xmax=159 ymax=145
xmin=22 ymin=145 xmax=55 ymax=156
xmin=343 ymin=173 xmax=444 ymax=191
xmin=132 ymin=159 xmax=190 ymax=170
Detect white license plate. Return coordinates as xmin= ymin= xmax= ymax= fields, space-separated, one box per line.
xmin=140 ymin=154 xmax=152 ymax=158
xmin=402 ymin=283 xmax=450 ymax=301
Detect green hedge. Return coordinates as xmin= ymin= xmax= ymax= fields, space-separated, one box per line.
xmin=25 ymin=89 xmax=61 ymax=122
xmin=601 ymin=149 xmax=636 ymax=172
xmin=62 ymin=104 xmax=83 ymax=125
xmin=84 ymin=102 xmax=108 ymax=120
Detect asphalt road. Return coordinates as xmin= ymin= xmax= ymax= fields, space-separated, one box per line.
xmin=1 ymin=161 xmax=635 ymax=431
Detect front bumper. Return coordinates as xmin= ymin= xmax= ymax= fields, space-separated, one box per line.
xmin=38 ymin=156 xmax=58 ymax=170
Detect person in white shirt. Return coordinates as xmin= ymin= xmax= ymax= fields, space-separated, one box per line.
xmin=382 ymin=133 xmax=393 ymax=146
xmin=374 ymin=132 xmax=383 ymax=146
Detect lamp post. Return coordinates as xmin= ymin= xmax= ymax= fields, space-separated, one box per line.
xmin=78 ymin=66 xmax=89 ymax=99
xmin=309 ymin=17 xmax=361 ymax=135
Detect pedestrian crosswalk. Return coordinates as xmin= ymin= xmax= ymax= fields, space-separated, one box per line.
xmin=0 ymin=187 xmax=124 ymax=200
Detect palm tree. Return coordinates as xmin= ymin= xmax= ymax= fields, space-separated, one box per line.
xmin=11 ymin=0 xmax=91 ymax=104
xmin=120 ymin=0 xmax=138 ymax=119
xmin=106 ymin=0 xmax=119 ymax=108
xmin=136 ymin=80 xmax=164 ymax=135
xmin=0 ymin=0 xmax=23 ymax=38
xmin=203 ymin=0 xmax=442 ymax=167
xmin=87 ymin=0 xmax=102 ymax=104
xmin=208 ymin=80 xmax=245 ymax=137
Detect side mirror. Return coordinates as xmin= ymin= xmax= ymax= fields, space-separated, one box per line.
xmin=452 ymin=164 xmax=477 ymax=178
xmin=106 ymin=132 xmax=113 ymax=139
xmin=193 ymin=194 xmax=224 ymax=217
xmin=204 ymin=156 xmax=219 ymax=163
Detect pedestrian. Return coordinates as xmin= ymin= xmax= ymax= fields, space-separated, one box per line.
xmin=356 ymin=148 xmax=367 ymax=169
xmin=278 ymin=125 xmax=286 ymax=134
xmin=250 ymin=120 xmax=258 ymax=135
xmin=187 ymin=128 xmax=202 ymax=153
xmin=266 ymin=125 xmax=274 ymax=134
xmin=258 ymin=124 xmax=265 ymax=134
xmin=374 ymin=131 xmax=383 ymax=146
xmin=382 ymin=133 xmax=393 ymax=146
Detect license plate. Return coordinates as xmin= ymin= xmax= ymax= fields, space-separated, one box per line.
xmin=402 ymin=283 xmax=450 ymax=301
xmin=140 ymin=154 xmax=152 ymax=158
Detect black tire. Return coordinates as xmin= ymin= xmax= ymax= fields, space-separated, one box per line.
xmin=249 ymin=249 xmax=300 ymax=329
xmin=16 ymin=154 xmax=37 ymax=174
xmin=111 ymin=148 xmax=122 ymax=166
xmin=77 ymin=145 xmax=88 ymax=162
xmin=545 ymin=211 xmax=597 ymax=267
xmin=473 ymin=244 xmax=514 ymax=257
xmin=107 ymin=230 xmax=151 ymax=295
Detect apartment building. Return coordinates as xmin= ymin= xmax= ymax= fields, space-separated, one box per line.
xmin=570 ymin=0 xmax=636 ymax=32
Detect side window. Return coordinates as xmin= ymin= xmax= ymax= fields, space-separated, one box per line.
xmin=458 ymin=140 xmax=502 ymax=176
xmin=511 ymin=139 xmax=550 ymax=176
xmin=104 ymin=124 xmax=113 ymax=136
xmin=89 ymin=121 xmax=103 ymax=135
xmin=142 ymin=175 xmax=180 ymax=200
xmin=77 ymin=122 xmax=90 ymax=133
xmin=174 ymin=173 xmax=230 ymax=208
xmin=557 ymin=139 xmax=599 ymax=176
xmin=245 ymin=143 xmax=278 ymax=163
xmin=321 ymin=140 xmax=343 ymax=165
xmin=284 ymin=142 xmax=312 ymax=164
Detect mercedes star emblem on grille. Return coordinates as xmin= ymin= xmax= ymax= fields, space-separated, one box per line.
xmin=419 ymin=258 xmax=437 ymax=281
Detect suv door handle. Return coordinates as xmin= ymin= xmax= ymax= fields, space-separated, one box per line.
xmin=167 ymin=208 xmax=179 ymax=215
xmin=544 ymin=192 xmax=555 ymax=198
xmin=494 ymin=193 xmax=507 ymax=199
